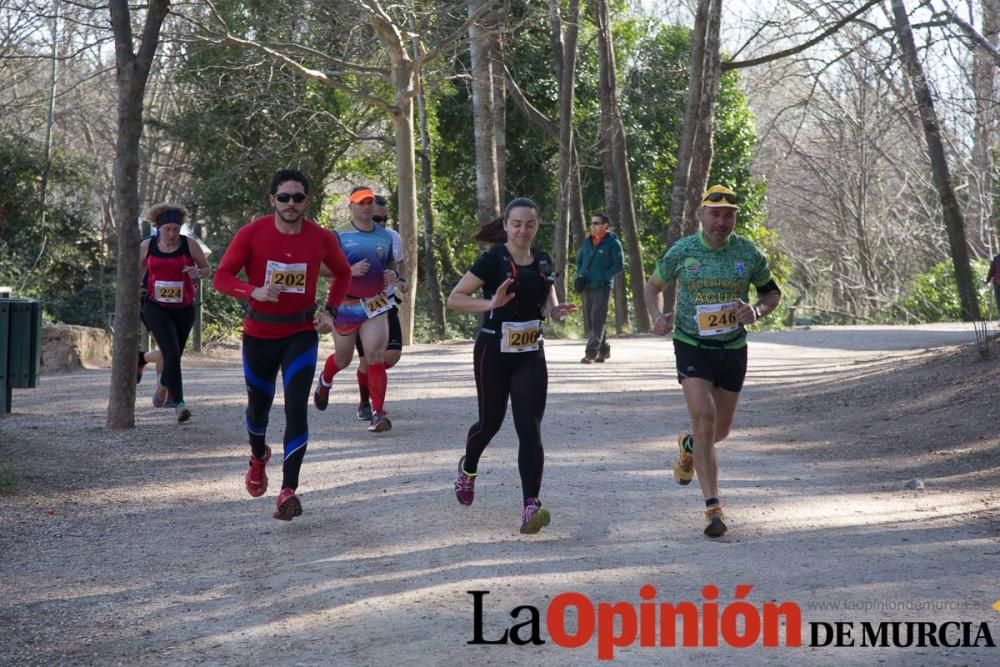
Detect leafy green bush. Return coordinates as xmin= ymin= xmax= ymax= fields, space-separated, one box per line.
xmin=894 ymin=259 xmax=991 ymax=322
xmin=200 ymin=287 xmax=247 ymax=342
xmin=0 ymin=132 xmax=108 ymax=326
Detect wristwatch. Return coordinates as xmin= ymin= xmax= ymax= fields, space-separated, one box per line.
xmin=752 ymin=305 xmax=762 ymax=320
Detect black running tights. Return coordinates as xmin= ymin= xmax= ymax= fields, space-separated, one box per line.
xmin=142 ymin=300 xmax=195 ymax=403
xmin=463 ymin=336 xmax=548 ymax=502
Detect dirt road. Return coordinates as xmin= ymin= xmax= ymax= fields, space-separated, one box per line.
xmin=2 ymin=323 xmax=998 ymax=665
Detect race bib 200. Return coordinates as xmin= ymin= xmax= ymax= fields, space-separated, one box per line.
xmin=501 ymin=320 xmax=542 ymax=353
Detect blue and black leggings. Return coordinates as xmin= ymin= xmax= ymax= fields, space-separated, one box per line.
xmin=242 ymin=330 xmax=318 ymax=490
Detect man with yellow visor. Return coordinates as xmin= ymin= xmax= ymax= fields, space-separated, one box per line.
xmin=643 ymin=185 xmax=781 ymax=538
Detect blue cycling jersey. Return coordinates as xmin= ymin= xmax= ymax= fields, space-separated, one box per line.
xmin=334 ymin=221 xmax=395 ymax=298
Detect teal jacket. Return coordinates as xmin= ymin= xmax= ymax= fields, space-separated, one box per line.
xmin=576 ymin=232 xmax=624 ymax=289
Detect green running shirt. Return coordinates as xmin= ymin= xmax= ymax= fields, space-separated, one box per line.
xmin=653 ymin=231 xmax=773 ymax=349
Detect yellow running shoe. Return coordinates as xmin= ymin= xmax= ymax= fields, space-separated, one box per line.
xmin=704 ymin=504 xmax=727 ymax=538
xmin=673 ymin=432 xmax=695 ymax=485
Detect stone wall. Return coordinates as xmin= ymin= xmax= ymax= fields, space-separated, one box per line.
xmin=41 ymin=325 xmax=112 ymax=373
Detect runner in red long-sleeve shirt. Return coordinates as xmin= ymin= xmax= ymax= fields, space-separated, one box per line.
xmin=214 ymin=169 xmax=351 ymax=521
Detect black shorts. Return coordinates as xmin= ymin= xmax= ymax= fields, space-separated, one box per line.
xmin=355 ymin=307 xmax=403 ymax=356
xmin=673 ymin=339 xmax=748 ymax=393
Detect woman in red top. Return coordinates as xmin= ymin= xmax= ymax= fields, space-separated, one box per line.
xmin=140 ymin=204 xmax=211 ymax=423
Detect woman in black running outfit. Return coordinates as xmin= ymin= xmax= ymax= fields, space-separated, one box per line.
xmin=447 ymin=197 xmax=576 ymax=534
xmin=140 ymin=204 xmax=211 ymax=422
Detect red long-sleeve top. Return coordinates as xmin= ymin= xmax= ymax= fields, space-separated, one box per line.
xmin=213 ymin=215 xmax=352 ymax=339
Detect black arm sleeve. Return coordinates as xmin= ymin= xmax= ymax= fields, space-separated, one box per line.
xmin=756 ymin=279 xmax=781 ymax=295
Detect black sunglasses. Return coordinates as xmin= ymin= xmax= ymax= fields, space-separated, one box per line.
xmin=372 ymin=215 xmax=388 ymax=223
xmin=703 ymin=192 xmax=737 ymax=205
xmin=274 ymin=192 xmax=306 ymax=203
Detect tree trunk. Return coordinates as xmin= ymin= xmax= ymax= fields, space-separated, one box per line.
xmin=410 ymin=15 xmax=446 ymax=339
xmin=106 ymin=0 xmax=170 ymax=430
xmin=366 ymin=8 xmax=425 ymax=345
xmin=390 ymin=73 xmax=419 ymax=344
xmin=569 ymin=145 xmax=587 ymax=256
xmin=469 ymin=0 xmax=501 ymax=227
xmin=971 ymin=0 xmax=1000 ymax=256
xmin=550 ymin=0 xmax=580 ymax=302
xmin=593 ymin=9 xmax=616 ymax=314
xmin=491 ymin=5 xmax=507 ymax=200
xmin=39 ymin=0 xmax=59 ymax=228
xmin=850 ymin=196 xmax=879 ymax=316
xmin=597 ymin=105 xmax=626 ymax=332
xmin=682 ymin=0 xmax=722 ymax=236
xmin=663 ymin=0 xmax=721 ymax=318
xmin=593 ymin=0 xmax=626 ymax=332
xmin=592 ymin=0 xmax=647 ymax=331
xmin=891 ymin=0 xmax=980 ymax=320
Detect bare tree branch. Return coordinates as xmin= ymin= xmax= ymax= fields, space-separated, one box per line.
xmin=933 ymin=0 xmax=1000 ymax=66
xmin=418 ymin=0 xmax=499 ymax=65
xmin=503 ymin=64 xmax=558 ymax=138
xmin=723 ymin=0 xmax=883 ymax=70
xmin=198 ymin=0 xmax=394 ymax=113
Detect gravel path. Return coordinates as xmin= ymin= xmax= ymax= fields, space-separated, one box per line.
xmin=1 ymin=323 xmax=998 ymax=665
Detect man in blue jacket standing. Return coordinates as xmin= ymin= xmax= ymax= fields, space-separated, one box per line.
xmin=575 ymin=213 xmax=625 ymax=363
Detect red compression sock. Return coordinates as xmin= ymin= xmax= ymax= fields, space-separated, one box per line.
xmin=321 ymin=355 xmax=342 ymax=385
xmin=367 ymin=363 xmax=387 ymax=412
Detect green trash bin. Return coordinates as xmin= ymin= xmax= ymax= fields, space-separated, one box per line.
xmin=1 ymin=298 xmax=42 ymax=415
xmin=0 ymin=300 xmax=9 ymax=417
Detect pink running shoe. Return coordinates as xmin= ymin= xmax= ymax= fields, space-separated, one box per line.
xmin=245 ymin=445 xmax=272 ymax=498
xmin=454 ymin=456 xmax=477 ymax=505
xmin=520 ymin=498 xmax=551 ymax=534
